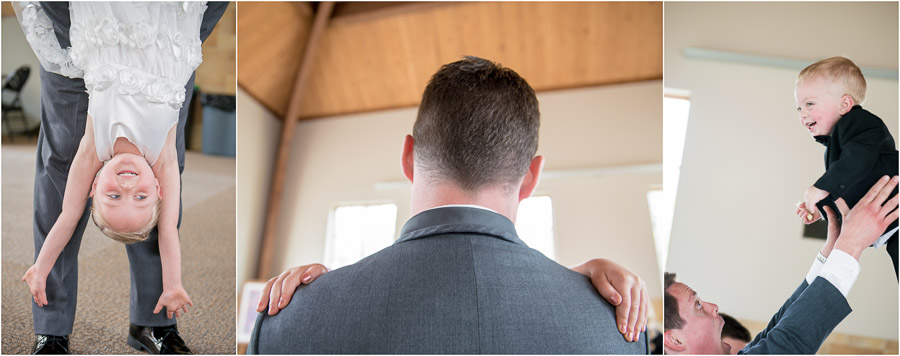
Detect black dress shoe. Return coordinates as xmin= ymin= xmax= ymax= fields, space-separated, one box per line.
xmin=32 ymin=335 xmax=69 ymax=354
xmin=127 ymin=323 xmax=192 ymax=354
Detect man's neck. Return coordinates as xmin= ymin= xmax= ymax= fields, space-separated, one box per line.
xmin=409 ymin=178 xmax=520 ymax=223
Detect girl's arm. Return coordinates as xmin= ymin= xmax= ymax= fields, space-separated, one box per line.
xmin=151 ymin=126 xmax=193 ymax=318
xmin=24 ymin=115 xmax=103 ymax=306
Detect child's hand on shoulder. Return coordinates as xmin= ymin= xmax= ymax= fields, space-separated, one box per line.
xmin=22 ymin=265 xmax=49 ymax=307
xmin=154 ymin=286 xmax=193 ymax=319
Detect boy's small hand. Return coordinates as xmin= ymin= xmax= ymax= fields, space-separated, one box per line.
xmin=257 ymin=263 xmax=329 ymax=316
xmin=796 ymin=202 xmax=819 ymax=224
xmin=22 ymin=265 xmax=48 ymax=307
xmin=154 ymin=286 xmax=193 ymax=319
xmin=804 ymin=185 xmax=830 ymax=221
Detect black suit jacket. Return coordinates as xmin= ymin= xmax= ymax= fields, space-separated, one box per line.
xmin=813 ymin=105 xmax=898 ymax=232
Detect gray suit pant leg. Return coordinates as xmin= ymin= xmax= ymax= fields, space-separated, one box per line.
xmin=31 ymin=67 xmax=91 ymax=336
xmin=125 ymin=73 xmax=192 ymax=327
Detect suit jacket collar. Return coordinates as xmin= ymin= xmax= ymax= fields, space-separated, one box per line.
xmin=395 ymin=206 xmax=526 ymax=246
xmin=814 ymin=105 xmax=864 ymax=146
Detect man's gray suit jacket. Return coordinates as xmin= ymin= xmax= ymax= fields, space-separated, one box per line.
xmin=249 ymin=206 xmax=648 ymax=354
xmin=739 ymin=277 xmax=851 ymax=354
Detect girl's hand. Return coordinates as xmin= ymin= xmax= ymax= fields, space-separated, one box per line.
xmin=572 ymin=259 xmax=647 ymax=342
xmin=257 ymin=264 xmax=329 ymax=316
xmin=153 ymin=286 xmax=194 ymax=319
xmin=22 ymin=265 xmax=49 ymax=307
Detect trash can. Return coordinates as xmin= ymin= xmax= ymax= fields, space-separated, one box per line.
xmin=201 ymin=93 xmax=236 ymax=157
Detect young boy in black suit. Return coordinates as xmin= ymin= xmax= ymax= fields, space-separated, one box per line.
xmin=794 ymin=56 xmax=899 ymax=279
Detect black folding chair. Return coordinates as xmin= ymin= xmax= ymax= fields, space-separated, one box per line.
xmin=2 ymin=66 xmax=32 ymax=141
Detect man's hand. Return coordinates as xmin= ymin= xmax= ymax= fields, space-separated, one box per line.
xmin=572 ymin=259 xmax=647 ymax=342
xmin=153 ymin=286 xmax=193 ymax=319
xmin=833 ymin=176 xmax=899 ymax=261
xmin=22 ymin=265 xmax=49 ymax=307
xmin=257 ymin=263 xmax=329 ymax=316
xmin=803 ymin=185 xmax=830 ymax=222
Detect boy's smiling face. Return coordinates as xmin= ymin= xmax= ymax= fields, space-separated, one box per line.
xmin=794 ymin=77 xmax=852 ymax=137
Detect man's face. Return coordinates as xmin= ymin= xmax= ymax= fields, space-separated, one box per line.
xmin=794 ymin=77 xmax=846 ymax=137
xmin=668 ymin=282 xmax=730 ymax=354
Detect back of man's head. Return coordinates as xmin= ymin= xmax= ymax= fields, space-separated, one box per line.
xmin=413 ymin=56 xmax=540 ymax=192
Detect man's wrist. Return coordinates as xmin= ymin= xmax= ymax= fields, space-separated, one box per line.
xmin=833 ymin=240 xmax=863 ymax=261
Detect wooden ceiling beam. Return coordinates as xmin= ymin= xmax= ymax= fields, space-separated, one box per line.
xmin=331 ymin=2 xmax=447 ymax=24
xmin=239 ymin=2 xmax=663 ymax=121
xmin=256 ymin=1 xmax=335 ymax=280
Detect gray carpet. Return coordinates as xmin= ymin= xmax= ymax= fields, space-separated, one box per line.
xmin=2 ymin=139 xmax=236 ymax=354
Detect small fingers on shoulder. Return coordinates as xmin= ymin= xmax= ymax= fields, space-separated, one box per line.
xmin=257 ymin=277 xmax=277 ymax=312
xmin=625 ymin=283 xmax=642 ymax=342
xmin=301 ymin=264 xmax=329 ymax=284
xmin=615 ymin=289 xmax=632 ymax=337
xmin=268 ymin=273 xmax=289 ymax=315
xmin=638 ymin=281 xmax=648 ymax=334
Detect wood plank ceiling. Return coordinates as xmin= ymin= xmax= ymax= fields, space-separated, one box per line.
xmin=238 ymin=2 xmax=662 ymax=120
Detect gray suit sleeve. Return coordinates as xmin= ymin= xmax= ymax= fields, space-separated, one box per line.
xmin=739 ymin=277 xmax=851 ymax=354
xmin=247 ymin=312 xmax=265 ymax=354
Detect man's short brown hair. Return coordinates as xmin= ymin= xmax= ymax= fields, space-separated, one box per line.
xmin=797 ymin=56 xmax=867 ymax=105
xmin=413 ymin=56 xmax=540 ymax=191
xmin=664 ymin=272 xmax=685 ymax=330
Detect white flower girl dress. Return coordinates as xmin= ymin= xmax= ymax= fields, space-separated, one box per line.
xmin=14 ymin=2 xmax=207 ymax=165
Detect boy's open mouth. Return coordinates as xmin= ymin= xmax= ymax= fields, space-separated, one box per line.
xmin=806 ymin=122 xmax=816 ymax=131
xmin=117 ymin=170 xmax=138 ymax=177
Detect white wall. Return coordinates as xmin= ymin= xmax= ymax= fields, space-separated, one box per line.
xmin=237 ymin=81 xmax=664 ymax=302
xmin=2 ymin=16 xmax=43 ymax=130
xmin=665 ymin=2 xmax=898 ymax=340
xmin=235 ymin=87 xmax=280 ymax=288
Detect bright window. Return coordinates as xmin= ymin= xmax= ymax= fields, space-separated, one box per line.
xmin=324 ymin=203 xmax=397 ymax=270
xmin=516 ymin=196 xmax=556 ymax=260
xmin=323 ymin=197 xmax=556 ymax=268
xmin=650 ymin=90 xmax=691 ymax=273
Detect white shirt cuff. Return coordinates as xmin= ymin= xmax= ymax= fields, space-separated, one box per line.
xmin=805 ymin=253 xmax=826 ymax=285
xmin=818 ymin=249 xmax=860 ymax=298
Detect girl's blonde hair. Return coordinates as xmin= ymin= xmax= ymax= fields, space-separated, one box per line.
xmin=90 ymin=197 xmax=162 ymax=244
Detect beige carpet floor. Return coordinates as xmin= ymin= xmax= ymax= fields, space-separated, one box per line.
xmin=2 ymin=139 xmax=236 ymax=354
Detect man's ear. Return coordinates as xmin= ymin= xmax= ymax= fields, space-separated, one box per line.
xmin=838 ymin=94 xmax=854 ymax=115
xmin=518 ymin=155 xmax=544 ymax=201
xmin=663 ymin=330 xmax=687 ymax=353
xmin=401 ymin=134 xmax=415 ymax=183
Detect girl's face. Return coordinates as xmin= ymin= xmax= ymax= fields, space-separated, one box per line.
xmin=91 ymin=153 xmax=160 ymax=232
